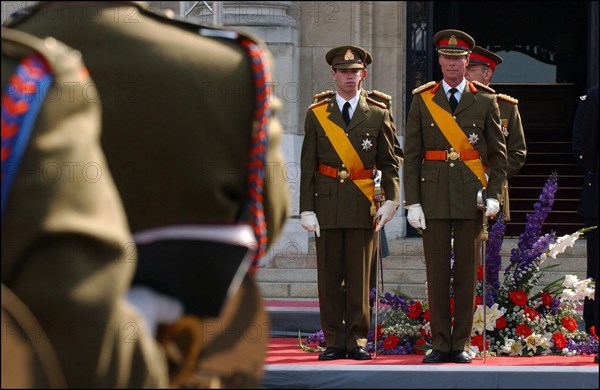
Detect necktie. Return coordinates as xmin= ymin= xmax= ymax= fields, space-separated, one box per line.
xmin=342 ymin=101 xmax=351 ymax=126
xmin=448 ymin=88 xmax=459 ymax=113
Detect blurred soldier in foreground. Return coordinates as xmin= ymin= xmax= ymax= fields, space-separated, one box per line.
xmin=2 ymin=27 xmax=167 ymax=387
xmin=4 ymin=1 xmax=289 ymax=387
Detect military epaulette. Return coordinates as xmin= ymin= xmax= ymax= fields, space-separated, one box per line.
xmin=368 ymin=90 xmax=392 ymax=101
xmin=308 ymin=98 xmax=330 ymax=110
xmin=471 ymin=80 xmax=495 ymax=94
xmin=412 ymin=81 xmax=437 ymax=95
xmin=312 ymin=90 xmax=336 ymax=103
xmin=496 ymin=93 xmax=519 ymax=105
xmin=366 ymin=96 xmax=388 ymax=110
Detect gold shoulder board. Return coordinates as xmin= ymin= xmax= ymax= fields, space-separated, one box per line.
xmin=369 ymin=90 xmax=392 ymax=101
xmin=412 ymin=81 xmax=436 ymax=95
xmin=496 ymin=93 xmax=519 ymax=105
xmin=312 ymin=90 xmax=336 ymax=103
xmin=471 ymin=80 xmax=496 ymax=94
xmin=366 ymin=96 xmax=388 ymax=109
xmin=308 ymin=98 xmax=330 ymax=110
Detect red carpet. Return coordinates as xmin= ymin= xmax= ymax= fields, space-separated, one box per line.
xmin=266 ymin=337 xmax=598 ymax=367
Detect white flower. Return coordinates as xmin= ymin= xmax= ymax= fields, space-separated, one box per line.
xmin=472 ymin=303 xmax=505 ymax=334
xmin=563 ymin=274 xmax=579 ymax=288
xmin=525 ymin=333 xmax=542 ymax=352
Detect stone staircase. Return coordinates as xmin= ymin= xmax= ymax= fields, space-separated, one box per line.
xmin=256 ymin=235 xmax=589 ymax=302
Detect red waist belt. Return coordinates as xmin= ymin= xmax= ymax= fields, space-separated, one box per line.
xmin=424 ymin=149 xmax=480 ymax=161
xmin=318 ymin=163 xmax=374 ymax=180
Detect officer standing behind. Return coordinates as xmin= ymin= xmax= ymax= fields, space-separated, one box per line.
xmin=1 ymin=28 xmax=167 ymax=387
xmin=571 ymin=84 xmax=599 ymax=363
xmin=403 ymin=30 xmax=507 ymax=363
xmin=300 ymin=45 xmax=400 ymax=361
xmin=5 ymin=2 xmax=290 ymax=387
xmin=465 ymin=45 xmax=527 ymax=220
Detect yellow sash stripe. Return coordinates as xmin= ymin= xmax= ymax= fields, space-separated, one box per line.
xmin=422 ymin=92 xmax=487 ymax=187
xmin=312 ymin=103 xmax=374 ymax=201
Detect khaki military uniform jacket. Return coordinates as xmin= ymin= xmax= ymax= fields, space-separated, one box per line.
xmin=5 ymin=2 xmax=289 ymax=388
xmin=404 ymin=81 xmax=507 ymax=219
xmin=1 ymin=27 xmax=167 ymax=388
xmin=300 ymin=93 xmax=400 ymax=228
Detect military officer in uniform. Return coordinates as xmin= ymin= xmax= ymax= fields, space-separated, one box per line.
xmin=311 ymin=51 xmax=401 ymax=309
xmin=5 ymin=2 xmax=290 ymax=387
xmin=403 ymin=29 xmax=507 ymax=363
xmin=572 ymin=84 xmax=599 ymax=357
xmin=300 ymin=45 xmax=400 ymax=360
xmin=465 ymin=45 xmax=527 ymax=220
xmin=1 ymin=28 xmax=167 ymax=387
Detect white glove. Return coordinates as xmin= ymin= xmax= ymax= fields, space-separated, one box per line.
xmin=374 ymin=200 xmax=399 ymax=232
xmin=127 ymin=286 xmax=184 ymax=337
xmin=406 ymin=204 xmax=426 ymax=230
xmin=300 ymin=211 xmax=321 ymax=237
xmin=485 ymin=198 xmax=500 ymax=217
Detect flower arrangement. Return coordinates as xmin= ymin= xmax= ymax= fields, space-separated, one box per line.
xmin=300 ymin=172 xmax=598 ymax=357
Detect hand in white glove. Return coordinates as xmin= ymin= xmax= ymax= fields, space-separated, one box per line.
xmin=300 ymin=211 xmax=321 ymax=237
xmin=406 ymin=204 xmax=426 ymax=230
xmin=485 ymin=198 xmax=500 ymax=217
xmin=127 ymin=286 xmax=184 ymax=337
xmin=374 ymin=200 xmax=399 ymax=232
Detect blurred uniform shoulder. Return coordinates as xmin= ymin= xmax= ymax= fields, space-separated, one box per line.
xmin=471 ymin=80 xmax=496 ymax=94
xmin=1 ymin=27 xmax=86 ymax=75
xmin=412 ymin=81 xmax=437 ymax=95
xmin=496 ymin=93 xmax=519 ymax=105
xmin=312 ymin=90 xmax=336 ymax=104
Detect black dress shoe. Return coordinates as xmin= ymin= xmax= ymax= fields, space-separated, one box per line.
xmin=422 ymin=350 xmax=451 ymax=363
xmin=347 ymin=346 xmax=371 ymax=360
xmin=318 ymin=347 xmax=346 ymax=361
xmin=451 ymin=350 xmax=472 ymax=363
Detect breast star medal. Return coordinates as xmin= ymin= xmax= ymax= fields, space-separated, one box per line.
xmin=361 ymin=138 xmax=373 ymax=151
xmin=468 ymin=132 xmax=479 ymax=145
xmin=501 ymin=119 xmax=509 ymax=137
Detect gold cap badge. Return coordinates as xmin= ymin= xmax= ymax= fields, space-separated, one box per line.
xmin=344 ymin=49 xmax=355 ymax=61
xmin=448 ymin=35 xmax=458 ymax=45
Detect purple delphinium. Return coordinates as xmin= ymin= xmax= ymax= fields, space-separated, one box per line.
xmin=485 ymin=212 xmax=506 ymax=304
xmin=505 ymin=172 xmax=558 ymax=291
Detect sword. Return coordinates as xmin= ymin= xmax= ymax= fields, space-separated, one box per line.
xmin=373 ymin=170 xmax=384 ymax=360
xmin=476 ymin=188 xmax=489 ymax=363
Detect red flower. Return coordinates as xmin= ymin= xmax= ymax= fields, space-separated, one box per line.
xmin=376 ymin=324 xmax=383 ymax=339
xmin=475 ymin=296 xmax=483 ymax=307
xmin=552 ymin=332 xmax=567 ymax=349
xmin=495 ymin=316 xmax=507 ymax=330
xmin=382 ymin=335 xmax=400 ymax=350
xmin=524 ymin=308 xmax=539 ymax=321
xmin=541 ymin=292 xmax=553 ymax=306
xmin=591 ymin=326 xmax=598 ymax=340
xmin=561 ymin=316 xmax=578 ymax=332
xmin=408 ymin=301 xmax=423 ymax=319
xmin=508 ymin=290 xmax=528 ymax=306
xmin=450 ymin=297 xmax=455 ymax=316
xmin=515 ymin=324 xmax=532 ymax=338
xmin=477 ymin=264 xmax=483 ymax=281
xmin=471 ymin=334 xmax=489 ymax=351
xmin=413 ymin=338 xmax=428 ymax=355
xmin=420 ymin=327 xmax=431 ymax=338
xmin=424 ymin=308 xmax=430 ymax=322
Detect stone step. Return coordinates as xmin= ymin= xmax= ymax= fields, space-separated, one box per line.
xmin=256 ymin=237 xmax=589 ymax=301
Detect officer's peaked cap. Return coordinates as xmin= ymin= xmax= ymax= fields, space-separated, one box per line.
xmin=469 ymin=46 xmax=503 ymax=70
xmin=433 ymin=29 xmax=475 ymax=56
xmin=326 ymin=45 xmax=369 ymax=69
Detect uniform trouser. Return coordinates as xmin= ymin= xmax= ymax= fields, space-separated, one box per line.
xmin=316 ymin=228 xmax=374 ymax=351
xmin=422 ymin=219 xmax=482 ymax=352
xmin=583 ymin=217 xmax=599 ymax=333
